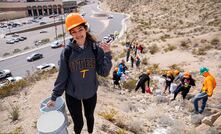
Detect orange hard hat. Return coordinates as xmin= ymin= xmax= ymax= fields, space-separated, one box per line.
xmin=65 ymin=13 xmax=87 ymax=31
xmin=183 ymin=71 xmax=190 ymax=78
xmin=174 ymin=70 xmax=180 ymax=75
xmin=167 ymin=70 xmax=172 ymax=76
xmin=147 ymin=69 xmax=151 ymax=75
xmin=114 ymin=67 xmax=118 ymax=71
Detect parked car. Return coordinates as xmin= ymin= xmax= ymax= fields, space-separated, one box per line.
xmin=27 ymin=53 xmax=43 ymax=62
xmin=40 ymin=30 xmax=47 ymax=33
xmin=0 ymin=69 xmax=12 ymax=80
xmin=20 ymin=36 xmax=27 ymax=40
xmin=40 ymin=22 xmax=46 ymax=25
xmin=36 ymin=63 xmax=56 ymax=71
xmin=107 ymin=15 xmax=113 ymax=19
xmin=0 ymin=76 xmax=23 ymax=88
xmin=6 ymin=39 xmax=15 ymax=44
xmin=6 ymin=76 xmax=23 ymax=82
xmin=50 ymin=41 xmax=62 ymax=48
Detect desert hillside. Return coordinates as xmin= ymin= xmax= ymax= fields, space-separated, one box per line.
xmin=0 ymin=0 xmax=221 ymax=134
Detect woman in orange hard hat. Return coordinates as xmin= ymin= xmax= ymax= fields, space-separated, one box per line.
xmin=162 ymin=70 xmax=174 ymax=94
xmin=135 ymin=69 xmax=151 ymax=94
xmin=171 ymin=71 xmax=195 ymax=101
xmin=47 ymin=13 xmax=112 ymax=134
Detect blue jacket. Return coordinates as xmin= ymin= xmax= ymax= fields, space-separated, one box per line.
xmin=51 ymin=38 xmax=112 ymax=100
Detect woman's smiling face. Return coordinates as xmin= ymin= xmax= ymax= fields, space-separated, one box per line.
xmin=70 ymin=25 xmax=87 ymax=46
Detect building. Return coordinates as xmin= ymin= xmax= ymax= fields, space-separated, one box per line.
xmin=0 ymin=0 xmax=79 ymax=21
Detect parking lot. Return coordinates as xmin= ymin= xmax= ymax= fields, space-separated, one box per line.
xmin=0 ymin=15 xmax=66 ymax=58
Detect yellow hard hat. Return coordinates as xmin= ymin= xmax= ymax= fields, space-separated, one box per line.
xmin=65 ymin=13 xmax=87 ymax=31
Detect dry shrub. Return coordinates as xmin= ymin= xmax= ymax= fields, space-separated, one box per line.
xmin=180 ymin=41 xmax=189 ymax=49
xmin=169 ymin=64 xmax=182 ymax=71
xmin=8 ymin=104 xmax=19 ymax=121
xmin=10 ymin=126 xmax=23 ymax=134
xmin=164 ymin=44 xmax=177 ymax=52
xmin=117 ymin=129 xmax=126 ymax=134
xmin=142 ymin=57 xmax=148 ymax=65
xmin=23 ymin=46 xmax=30 ymax=50
xmin=148 ymin=44 xmax=160 ymax=54
xmin=98 ymin=109 xmax=117 ymax=122
xmin=3 ymin=52 xmax=10 ymax=57
xmin=127 ymin=119 xmax=144 ymax=134
xmin=122 ymin=79 xmax=137 ymax=90
xmin=211 ymin=38 xmax=220 ymax=49
xmin=13 ymin=49 xmax=21 ymax=54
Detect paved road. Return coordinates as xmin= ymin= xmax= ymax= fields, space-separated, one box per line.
xmin=0 ymin=2 xmax=126 ymax=77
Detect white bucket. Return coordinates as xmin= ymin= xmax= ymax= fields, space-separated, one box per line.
xmin=40 ymin=97 xmax=68 ymax=126
xmin=37 ymin=111 xmax=68 ymax=134
xmin=170 ymin=83 xmax=177 ymax=93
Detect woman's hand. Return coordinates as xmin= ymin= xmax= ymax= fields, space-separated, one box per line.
xmin=99 ymin=43 xmax=111 ymax=53
xmin=47 ymin=100 xmax=56 ymax=108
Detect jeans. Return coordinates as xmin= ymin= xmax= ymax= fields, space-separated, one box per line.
xmin=193 ymin=92 xmax=208 ymax=113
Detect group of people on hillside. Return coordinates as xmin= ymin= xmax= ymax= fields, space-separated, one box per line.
xmin=125 ymin=41 xmax=143 ymax=68
xmin=43 ymin=12 xmax=217 ymax=134
xmin=119 ymin=67 xmax=216 ymax=115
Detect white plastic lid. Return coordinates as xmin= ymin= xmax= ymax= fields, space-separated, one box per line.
xmin=37 ymin=111 xmax=65 ymax=133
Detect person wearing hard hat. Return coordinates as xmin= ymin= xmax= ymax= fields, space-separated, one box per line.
xmin=173 ymin=70 xmax=184 ymax=83
xmin=171 ymin=72 xmax=195 ymax=101
xmin=47 ymin=13 xmax=112 ymax=134
xmin=113 ymin=67 xmax=121 ymax=89
xmin=162 ymin=70 xmax=174 ymax=94
xmin=193 ymin=67 xmax=216 ymax=114
xmin=135 ymin=70 xmax=151 ymax=94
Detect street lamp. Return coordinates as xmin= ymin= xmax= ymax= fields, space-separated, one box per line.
xmin=53 ymin=16 xmax=58 ymax=40
xmin=60 ymin=15 xmax=66 ymax=46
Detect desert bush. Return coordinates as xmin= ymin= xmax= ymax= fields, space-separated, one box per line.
xmin=41 ymin=38 xmax=50 ymax=44
xmin=118 ymin=51 xmax=126 ymax=59
xmin=117 ymin=129 xmax=126 ymax=134
xmin=142 ymin=57 xmax=148 ymax=65
xmin=148 ymin=44 xmax=159 ymax=54
xmin=211 ymin=38 xmax=220 ymax=49
xmin=147 ymin=64 xmax=160 ymax=74
xmin=160 ymin=34 xmax=170 ymax=42
xmin=3 ymin=52 xmax=10 ymax=57
xmin=9 ymin=126 xmax=23 ymax=134
xmin=57 ymin=33 xmax=65 ymax=39
xmin=196 ymin=47 xmax=206 ymax=55
xmin=164 ymin=44 xmax=177 ymax=52
xmin=180 ymin=41 xmax=189 ymax=49
xmin=13 ymin=49 xmax=21 ymax=54
xmin=98 ymin=109 xmax=117 ymax=122
xmin=169 ymin=64 xmax=181 ymax=70
xmin=8 ymin=104 xmax=19 ymax=121
xmin=23 ymin=46 xmax=30 ymax=50
xmin=122 ymin=79 xmax=137 ymax=90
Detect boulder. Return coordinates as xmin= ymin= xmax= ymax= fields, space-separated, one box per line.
xmin=196 ymin=123 xmax=210 ymax=133
xmin=214 ymin=116 xmax=221 ymax=128
xmin=202 ymin=112 xmax=221 ymax=126
xmin=191 ymin=114 xmax=204 ymax=125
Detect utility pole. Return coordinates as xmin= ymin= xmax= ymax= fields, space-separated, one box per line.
xmin=53 ymin=16 xmax=58 ymax=40
xmin=61 ymin=15 xmax=66 ymax=46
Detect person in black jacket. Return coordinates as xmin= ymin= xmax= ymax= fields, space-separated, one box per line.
xmin=135 ymin=70 xmax=151 ymax=93
xmin=47 ymin=13 xmax=112 ymax=134
xmin=171 ymin=72 xmax=195 ymax=101
xmin=113 ymin=67 xmax=121 ymax=89
xmin=162 ymin=71 xmax=174 ymax=94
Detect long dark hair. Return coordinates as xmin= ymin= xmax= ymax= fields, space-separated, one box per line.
xmin=81 ymin=23 xmax=97 ymax=42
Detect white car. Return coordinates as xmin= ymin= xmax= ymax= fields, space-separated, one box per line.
xmin=36 ymin=63 xmax=56 ymax=71
xmin=50 ymin=41 xmax=62 ymax=48
xmin=6 ymin=76 xmax=23 ymax=82
xmin=0 ymin=69 xmax=12 ymax=80
xmin=0 ymin=76 xmax=22 ymax=88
